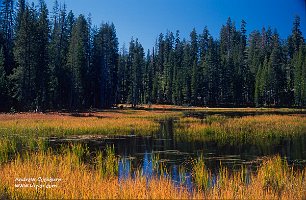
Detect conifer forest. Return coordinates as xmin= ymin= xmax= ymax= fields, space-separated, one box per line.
xmin=0 ymin=0 xmax=305 ymax=111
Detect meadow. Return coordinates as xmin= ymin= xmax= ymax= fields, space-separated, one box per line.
xmin=175 ymin=114 xmax=306 ymax=144
xmin=0 ymin=105 xmax=305 ymax=199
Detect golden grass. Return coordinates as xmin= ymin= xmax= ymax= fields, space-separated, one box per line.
xmin=0 ymin=150 xmax=191 ymax=199
xmin=0 ymin=151 xmax=305 ymax=199
xmin=176 ymin=114 xmax=306 ymax=143
xmin=121 ymin=103 xmax=305 ymax=113
xmin=0 ymin=107 xmax=305 ymax=199
xmin=0 ymin=110 xmax=180 ymax=137
xmin=0 ymin=108 xmax=304 ymax=140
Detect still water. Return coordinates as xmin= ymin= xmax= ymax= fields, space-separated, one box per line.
xmin=48 ymin=118 xmax=306 ymax=186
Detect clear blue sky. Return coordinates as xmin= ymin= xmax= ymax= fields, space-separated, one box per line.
xmin=39 ymin=0 xmax=306 ymax=51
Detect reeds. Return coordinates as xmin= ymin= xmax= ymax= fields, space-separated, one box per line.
xmin=0 ymin=145 xmax=189 ymax=199
xmin=0 ymin=109 xmax=305 ymax=198
xmin=192 ymin=155 xmax=211 ymax=191
xmin=175 ymin=114 xmax=306 ymax=144
xmin=0 ymin=110 xmax=177 ymax=137
xmin=96 ymin=145 xmax=118 ymax=178
xmin=0 ymin=151 xmax=304 ymax=199
xmin=1 ymin=110 xmax=304 ymax=144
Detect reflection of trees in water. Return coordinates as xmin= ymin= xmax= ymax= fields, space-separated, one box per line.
xmin=48 ymin=119 xmax=306 ymax=184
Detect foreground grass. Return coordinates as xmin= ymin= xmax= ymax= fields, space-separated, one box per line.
xmin=0 ymin=148 xmax=305 ymax=199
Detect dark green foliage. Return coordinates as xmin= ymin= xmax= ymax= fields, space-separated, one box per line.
xmin=91 ymin=23 xmax=119 ymax=108
xmin=0 ymin=0 xmax=14 ymax=75
xmin=127 ymin=39 xmax=145 ymax=107
xmin=0 ymin=47 xmax=8 ymax=111
xmin=35 ymin=0 xmax=50 ymax=111
xmin=0 ymin=0 xmax=304 ymax=110
xmin=48 ymin=2 xmax=73 ymax=109
xmin=66 ymin=15 xmax=90 ymax=109
xmin=12 ymin=3 xmax=46 ymax=110
xmin=293 ymin=45 xmax=306 ymax=106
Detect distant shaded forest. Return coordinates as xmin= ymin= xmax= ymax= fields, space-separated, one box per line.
xmin=0 ymin=0 xmax=305 ymax=111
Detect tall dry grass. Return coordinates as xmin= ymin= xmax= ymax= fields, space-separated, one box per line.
xmin=0 ymin=110 xmax=180 ymax=137
xmin=0 ymin=149 xmax=305 ymax=199
xmin=0 ymin=149 xmax=191 ymax=199
xmin=175 ymin=114 xmax=306 ymax=143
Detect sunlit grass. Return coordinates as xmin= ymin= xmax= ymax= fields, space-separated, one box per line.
xmin=0 ymin=110 xmax=180 ymax=137
xmin=175 ymin=114 xmax=306 ymax=144
xmin=0 ymin=107 xmax=305 ymax=198
xmin=0 ymin=148 xmax=304 ymax=199
xmin=122 ymin=104 xmax=305 ymax=113
xmin=0 ymin=146 xmax=191 ymax=199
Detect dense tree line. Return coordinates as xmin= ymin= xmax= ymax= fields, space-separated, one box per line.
xmin=0 ymin=0 xmax=305 ymax=111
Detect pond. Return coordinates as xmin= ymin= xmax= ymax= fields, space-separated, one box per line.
xmin=48 ymin=117 xmax=306 ymax=187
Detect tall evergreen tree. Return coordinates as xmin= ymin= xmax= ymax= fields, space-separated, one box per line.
xmin=66 ymin=14 xmax=89 ymax=109
xmin=91 ymin=23 xmax=119 ymax=108
xmin=190 ymin=28 xmax=199 ymax=105
xmin=293 ymin=45 xmax=306 ymax=106
xmin=0 ymin=0 xmax=15 ymax=75
xmin=11 ymin=4 xmax=39 ymax=110
xmin=172 ymin=30 xmax=184 ymax=105
xmin=182 ymin=40 xmax=192 ymax=104
xmin=117 ymin=44 xmax=129 ymax=103
xmin=0 ymin=47 xmax=8 ymax=111
xmin=288 ymin=16 xmax=305 ymax=106
xmin=49 ymin=2 xmax=72 ymax=108
xmin=219 ymin=18 xmax=235 ymax=105
xmin=35 ymin=0 xmax=49 ymax=110
xmin=127 ymin=39 xmax=145 ymax=107
xmin=198 ymin=27 xmax=209 ymax=105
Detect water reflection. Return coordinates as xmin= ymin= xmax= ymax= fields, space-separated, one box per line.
xmin=48 ymin=119 xmax=306 ymax=185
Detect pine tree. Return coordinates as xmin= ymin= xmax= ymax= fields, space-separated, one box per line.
xmin=49 ymin=2 xmax=71 ymax=108
xmin=182 ymin=40 xmax=192 ymax=105
xmin=127 ymin=39 xmax=145 ymax=107
xmin=15 ymin=0 xmax=25 ymax=32
xmin=163 ymin=31 xmax=174 ymax=104
xmin=219 ymin=18 xmax=235 ymax=105
xmin=190 ymin=28 xmax=199 ymax=105
xmin=289 ymin=16 xmax=305 ymax=106
xmin=66 ymin=14 xmax=89 ymax=109
xmin=143 ymin=49 xmax=151 ymax=104
xmin=12 ymin=4 xmax=39 ymax=110
xmin=0 ymin=47 xmax=8 ymax=111
xmin=238 ymin=20 xmax=251 ymax=105
xmin=156 ymin=33 xmax=164 ymax=103
xmin=198 ymin=27 xmax=209 ymax=105
xmin=206 ymin=36 xmax=220 ymax=105
xmin=248 ymin=30 xmax=262 ymax=105
xmin=293 ymin=45 xmax=306 ymax=106
xmin=260 ymin=56 xmax=269 ymax=106
xmin=254 ymin=63 xmax=263 ymax=106
xmin=117 ymin=44 xmax=129 ymax=103
xmin=172 ymin=30 xmax=183 ymax=105
xmin=291 ymin=16 xmax=304 ymax=54
xmin=91 ymin=23 xmax=119 ymax=108
xmin=0 ymin=0 xmax=15 ymax=75
xmin=35 ymin=0 xmax=49 ymax=111
xmin=269 ymin=30 xmax=285 ymax=105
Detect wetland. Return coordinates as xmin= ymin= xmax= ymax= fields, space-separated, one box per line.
xmin=0 ymin=106 xmax=305 ymax=199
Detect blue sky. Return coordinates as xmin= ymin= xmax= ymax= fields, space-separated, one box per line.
xmin=40 ymin=0 xmax=305 ymax=51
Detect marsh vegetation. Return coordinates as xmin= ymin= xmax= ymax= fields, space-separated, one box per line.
xmin=0 ymin=106 xmax=305 ymax=199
